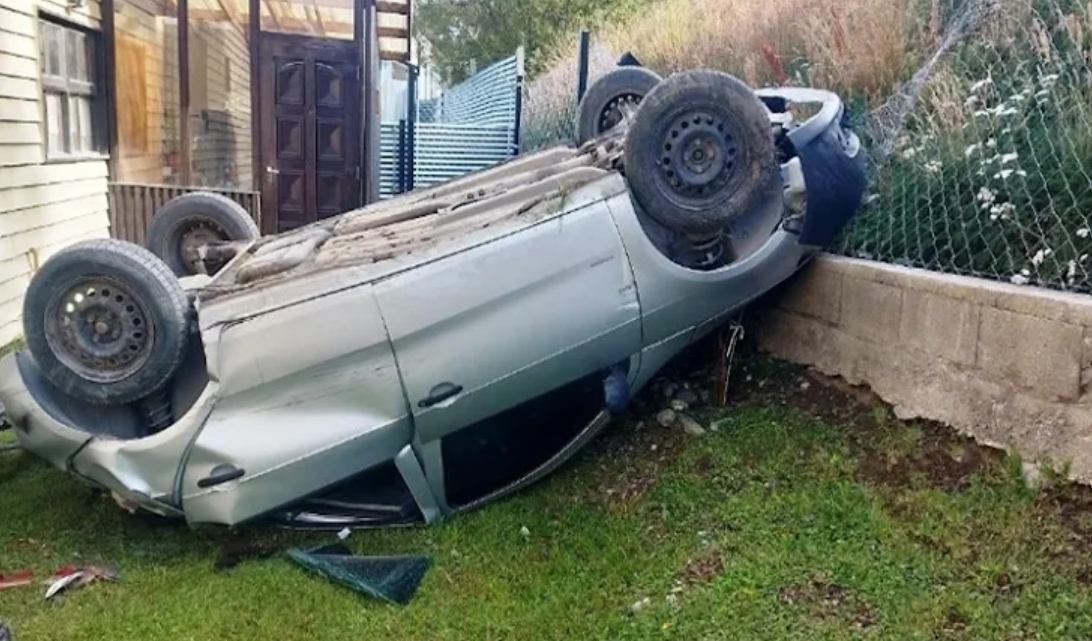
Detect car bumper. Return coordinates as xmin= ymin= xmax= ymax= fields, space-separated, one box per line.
xmin=757 ymin=87 xmax=869 ymax=248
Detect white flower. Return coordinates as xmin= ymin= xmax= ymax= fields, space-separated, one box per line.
xmin=970 ymin=78 xmax=993 ymax=93
xmin=973 ymin=110 xmax=990 ymax=118
xmin=989 ymin=202 xmax=1015 ymax=220
xmin=1035 ymin=89 xmax=1050 ymax=99
xmin=1010 ymin=274 xmax=1030 ymax=285
xmin=965 ymin=95 xmax=980 ymax=108
xmin=1067 ymin=260 xmax=1078 ymax=282
xmin=1081 ymin=254 xmax=1089 ymax=263
xmin=924 ymin=160 xmax=943 ymax=174
xmin=1031 ymin=248 xmax=1052 ymax=266
xmin=964 ymin=143 xmax=980 ymax=157
xmin=994 ymin=169 xmax=1016 ymax=179
xmin=1000 ymin=153 xmax=1019 ymax=164
xmin=1039 ymin=73 xmax=1059 ymax=87
xmin=986 ymin=138 xmax=997 ymax=148
xmin=1077 ymin=228 xmax=1090 ymax=238
xmin=977 ymin=187 xmax=997 ymax=204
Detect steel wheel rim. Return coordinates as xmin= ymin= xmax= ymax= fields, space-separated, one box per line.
xmin=178 ymin=217 xmax=229 ymax=274
xmin=44 ymin=277 xmax=155 ymax=383
xmin=655 ymin=108 xmax=740 ymax=208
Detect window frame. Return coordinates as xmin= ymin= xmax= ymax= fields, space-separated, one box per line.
xmin=38 ymin=12 xmax=109 ymax=162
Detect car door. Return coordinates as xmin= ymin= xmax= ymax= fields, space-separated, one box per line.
xmin=373 ymin=198 xmax=642 ymax=509
xmin=180 ymin=283 xmax=415 ymax=526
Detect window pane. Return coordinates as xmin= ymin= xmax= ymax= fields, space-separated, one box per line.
xmin=72 ymin=95 xmax=94 ymax=152
xmin=45 ymin=92 xmax=65 ymax=155
xmin=68 ymin=29 xmax=89 ymax=82
xmin=41 ymin=22 xmax=63 ymax=78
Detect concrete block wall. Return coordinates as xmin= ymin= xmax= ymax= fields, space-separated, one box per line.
xmin=757 ymin=254 xmax=1092 ymax=481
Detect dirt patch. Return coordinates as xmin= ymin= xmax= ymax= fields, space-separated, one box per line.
xmin=677 ymin=547 xmax=726 ymax=585
xmin=714 ymin=334 xmax=1008 ymax=492
xmin=777 ymin=574 xmax=879 ymax=633
xmin=578 ymin=415 xmax=690 ymax=513
xmin=851 ymin=419 xmax=1006 ymax=492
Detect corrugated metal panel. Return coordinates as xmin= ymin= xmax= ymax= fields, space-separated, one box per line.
xmin=379 ymin=123 xmax=516 ymax=198
xmin=378 ymin=52 xmax=523 ymax=199
xmin=430 ymin=55 xmax=521 ymax=126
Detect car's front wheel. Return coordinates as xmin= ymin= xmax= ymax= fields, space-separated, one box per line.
xmin=623 ymin=68 xmax=779 ymax=238
xmin=22 ymin=239 xmax=191 ymax=406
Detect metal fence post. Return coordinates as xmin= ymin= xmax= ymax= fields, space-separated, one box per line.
xmin=407 ymin=62 xmax=418 ymax=191
xmin=576 ymin=29 xmax=590 ymax=103
xmin=397 ymin=119 xmax=408 ymax=194
xmin=513 ymin=46 xmax=525 ymax=155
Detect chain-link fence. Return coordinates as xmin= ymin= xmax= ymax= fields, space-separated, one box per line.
xmin=520 ymin=0 xmax=1092 ymax=295
xmin=519 ymin=43 xmax=617 ymax=152
xmin=836 ymin=0 xmax=1092 ymax=294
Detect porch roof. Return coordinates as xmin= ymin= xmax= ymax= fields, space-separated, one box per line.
xmin=183 ymin=0 xmax=410 ymax=61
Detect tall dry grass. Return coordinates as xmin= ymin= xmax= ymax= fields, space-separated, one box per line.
xmin=582 ymin=0 xmax=929 ymax=102
xmin=522 ymin=0 xmax=941 ymax=147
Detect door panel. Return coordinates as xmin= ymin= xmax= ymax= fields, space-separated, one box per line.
xmin=259 ymin=33 xmax=360 ymax=234
xmin=374 ymin=204 xmax=642 ymax=450
xmin=180 ymin=285 xmax=412 ymax=526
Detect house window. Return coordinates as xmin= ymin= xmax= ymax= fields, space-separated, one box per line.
xmin=39 ymin=16 xmax=103 ymax=159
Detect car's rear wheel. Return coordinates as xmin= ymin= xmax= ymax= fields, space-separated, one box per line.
xmin=576 ymin=66 xmax=662 ymax=145
xmin=146 ymin=191 xmax=259 ymax=277
xmin=623 ymin=69 xmax=778 ymax=237
xmin=22 ymin=239 xmax=191 ymax=406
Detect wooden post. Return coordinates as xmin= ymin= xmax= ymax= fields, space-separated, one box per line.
xmin=179 ymin=0 xmax=192 ymax=185
xmin=249 ymin=0 xmax=261 ymax=194
xmin=102 ymin=0 xmax=119 ymax=180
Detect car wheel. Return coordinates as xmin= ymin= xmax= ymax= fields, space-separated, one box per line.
xmin=22 ymin=239 xmax=191 ymax=406
xmin=576 ymin=66 xmax=662 ymax=145
xmin=622 ymin=68 xmax=779 ymax=237
xmin=146 ymin=191 xmax=259 ymax=277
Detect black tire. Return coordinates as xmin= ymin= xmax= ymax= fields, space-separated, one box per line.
xmin=22 ymin=239 xmax=191 ymax=406
xmin=576 ymin=66 xmax=662 ymax=145
xmin=623 ymin=69 xmax=779 ymax=236
xmin=146 ymin=191 xmax=259 ymax=277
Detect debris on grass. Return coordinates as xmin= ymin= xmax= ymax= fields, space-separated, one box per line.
xmin=286 ymin=543 xmax=431 ymax=606
xmin=678 ymin=415 xmax=706 ymax=437
xmin=0 ymin=570 xmax=33 ymax=592
xmin=44 ymin=565 xmax=119 ymax=601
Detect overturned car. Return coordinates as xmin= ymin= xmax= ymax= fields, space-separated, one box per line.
xmin=0 ymin=68 xmax=867 ymax=529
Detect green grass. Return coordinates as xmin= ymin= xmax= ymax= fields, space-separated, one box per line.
xmin=3 ymin=354 xmax=1092 ymax=640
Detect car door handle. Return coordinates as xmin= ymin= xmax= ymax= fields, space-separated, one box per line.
xmin=418 ymin=382 xmax=463 ymax=408
xmin=197 ymin=464 xmax=245 ymax=489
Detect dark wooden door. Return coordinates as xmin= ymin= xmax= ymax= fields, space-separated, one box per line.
xmin=258 ymin=33 xmax=361 ymax=234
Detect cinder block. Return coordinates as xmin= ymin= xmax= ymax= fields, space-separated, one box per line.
xmin=978 ymin=307 xmax=1083 ymax=401
xmin=900 ymin=289 xmax=980 ymax=366
xmin=778 ymin=264 xmax=842 ymax=324
xmin=840 ymin=276 xmax=902 ymax=344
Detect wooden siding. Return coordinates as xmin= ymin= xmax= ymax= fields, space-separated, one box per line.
xmin=0 ymin=0 xmax=111 ymax=347
xmin=113 ymin=0 xmax=182 ymax=184
xmin=186 ymin=16 xmax=253 ymax=190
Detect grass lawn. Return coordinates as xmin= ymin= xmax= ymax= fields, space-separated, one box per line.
xmin=3 ymin=347 xmax=1092 ymax=640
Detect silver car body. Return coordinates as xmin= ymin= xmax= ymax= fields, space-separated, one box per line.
xmin=0 ymin=86 xmax=867 ymax=528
